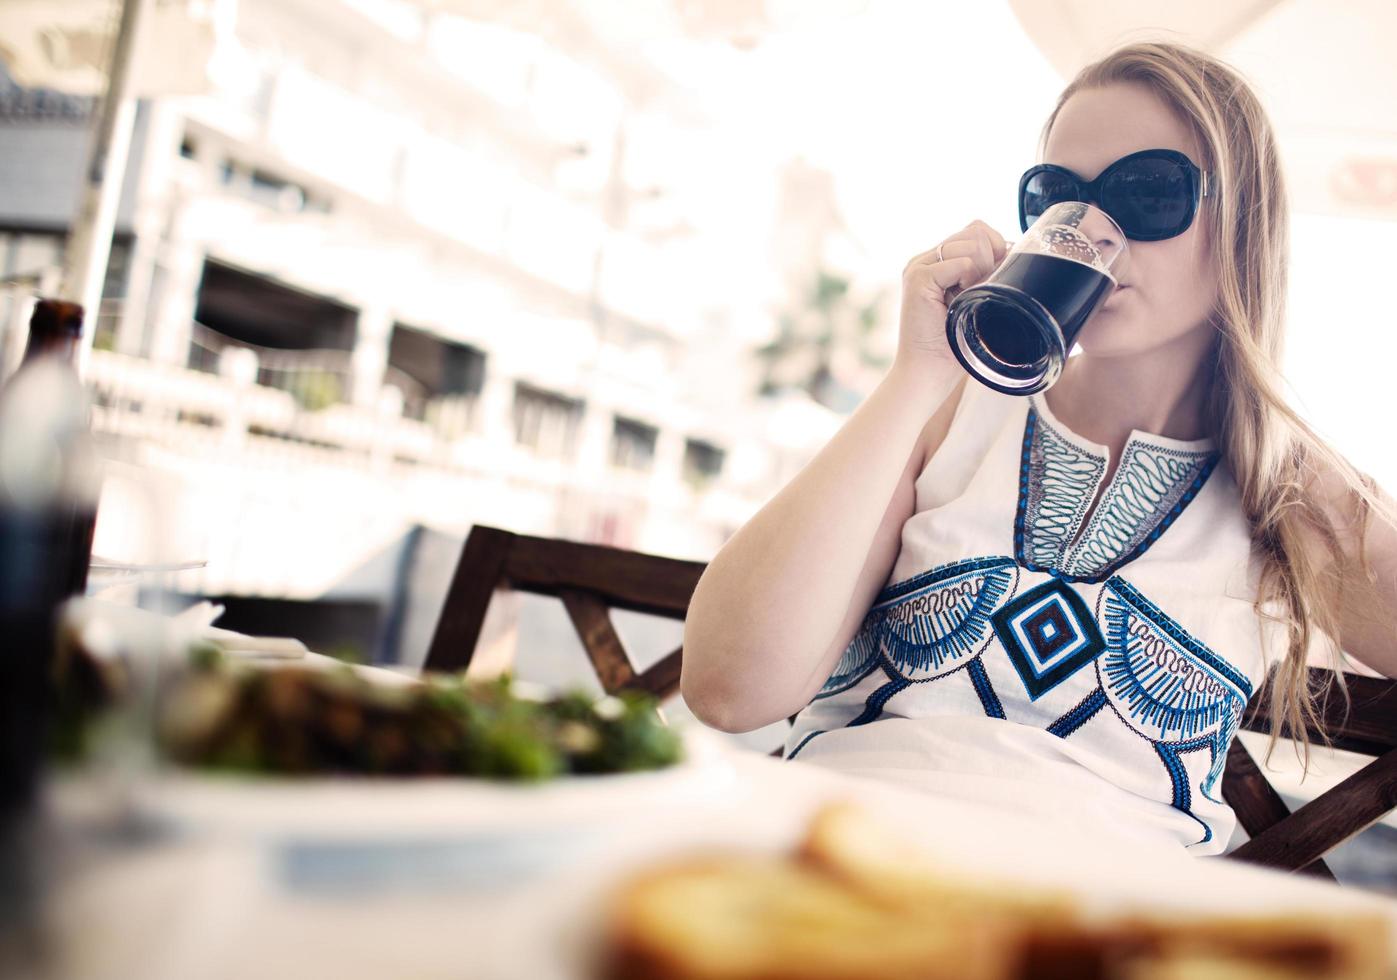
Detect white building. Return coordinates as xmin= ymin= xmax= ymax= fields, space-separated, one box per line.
xmin=0 ymin=0 xmax=846 ymax=663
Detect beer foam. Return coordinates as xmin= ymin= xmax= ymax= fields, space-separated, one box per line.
xmin=1025 ymin=225 xmax=1112 ymax=276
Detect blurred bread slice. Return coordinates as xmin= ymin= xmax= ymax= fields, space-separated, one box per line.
xmin=799 ymin=802 xmax=1390 ymax=979
xmin=797 ymin=800 xmax=1078 ymax=921
xmin=1112 ymin=911 xmax=1392 ymax=980
xmin=600 ymin=802 xmax=1392 ymax=980
xmin=602 ymin=855 xmax=1016 ymax=980
xmin=794 ymin=801 xmax=1132 ymax=978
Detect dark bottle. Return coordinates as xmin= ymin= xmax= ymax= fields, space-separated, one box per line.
xmin=22 ymin=298 xmax=85 ymax=366
xmin=0 ymin=299 xmax=100 ymax=812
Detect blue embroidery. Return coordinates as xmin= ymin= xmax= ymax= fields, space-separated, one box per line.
xmin=785 ymin=730 xmax=827 ymax=760
xmin=1014 ymin=404 xmax=1218 ymax=584
xmin=1098 ymin=581 xmax=1249 ymax=803
xmin=1046 ymin=687 xmax=1107 ymax=738
xmin=1094 ymin=577 xmax=1252 ymax=844
xmin=875 ymin=556 xmax=1019 ymax=604
xmin=876 ymin=559 xmax=1018 ymax=680
xmin=992 ymin=578 xmax=1105 ymax=700
xmin=1063 ymin=445 xmax=1218 ymax=579
xmin=966 ymin=658 xmax=1006 ymax=719
xmin=1103 ymin=578 xmax=1253 ymax=698
xmin=1014 ymin=406 xmax=1105 ymax=572
xmin=815 ymin=618 xmax=884 ymax=699
xmin=1100 ymin=615 xmax=1242 ymax=744
xmin=818 ymin=557 xmax=1018 ymax=696
xmin=1155 ymin=737 xmax=1220 ymax=846
xmin=849 ymin=670 xmax=910 ymax=727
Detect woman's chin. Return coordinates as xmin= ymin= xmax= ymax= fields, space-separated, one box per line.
xmin=1072 ymin=315 xmax=1148 ymax=358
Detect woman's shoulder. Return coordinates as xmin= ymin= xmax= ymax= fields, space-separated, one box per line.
xmin=912 ymin=378 xmax=1031 ymax=511
xmin=918 ymin=377 xmax=1025 ymax=467
xmin=913 ymin=375 xmax=968 ymax=468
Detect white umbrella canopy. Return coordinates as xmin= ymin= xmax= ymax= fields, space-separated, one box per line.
xmin=386 ymin=0 xmax=870 ymax=113
xmin=0 ymin=0 xmax=215 ymax=361
xmin=1007 ymin=0 xmax=1397 ymax=220
xmin=0 ymin=0 xmax=215 ymax=96
xmin=406 ymin=0 xmax=867 ymax=47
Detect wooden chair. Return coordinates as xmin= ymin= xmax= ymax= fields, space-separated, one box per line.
xmin=1223 ymin=672 xmax=1397 ymax=880
xmin=426 ymin=525 xmax=1397 ymax=879
xmin=424 ymin=525 xmax=700 ymax=698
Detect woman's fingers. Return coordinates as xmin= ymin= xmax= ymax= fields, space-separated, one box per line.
xmin=895 ymin=222 xmax=1008 ymax=368
xmin=968 ymin=220 xmax=1009 ymax=262
xmin=910 ymin=234 xmax=999 ymax=284
xmin=905 ymin=255 xmax=978 ymax=296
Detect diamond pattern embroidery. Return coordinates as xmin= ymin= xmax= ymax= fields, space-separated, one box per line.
xmin=992 ymin=579 xmax=1105 ymax=700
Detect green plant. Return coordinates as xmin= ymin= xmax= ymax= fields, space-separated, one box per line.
xmin=755 ymin=269 xmax=889 ymax=410
xmin=292 ymin=369 xmax=343 ymax=412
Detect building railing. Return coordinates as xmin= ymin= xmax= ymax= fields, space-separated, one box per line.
xmin=0 ymin=286 xmax=758 ymax=520
xmin=89 ymin=346 xmax=465 ymax=472
xmin=84 ymin=345 xmax=749 ymax=509
xmin=0 ymin=281 xmax=762 ymax=594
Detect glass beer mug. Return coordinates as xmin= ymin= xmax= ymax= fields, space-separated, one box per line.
xmin=946 ymin=202 xmax=1127 ymax=395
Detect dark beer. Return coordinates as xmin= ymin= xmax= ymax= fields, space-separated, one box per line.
xmin=947 ymin=251 xmax=1116 ymax=395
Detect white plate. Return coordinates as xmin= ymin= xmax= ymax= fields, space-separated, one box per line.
xmin=119 ymin=724 xmax=734 ymax=843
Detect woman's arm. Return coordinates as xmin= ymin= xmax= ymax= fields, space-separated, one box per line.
xmin=1303 ymin=461 xmax=1397 ymax=678
xmin=681 ymin=361 xmax=964 ymax=732
xmin=681 ymin=220 xmax=1007 ymax=732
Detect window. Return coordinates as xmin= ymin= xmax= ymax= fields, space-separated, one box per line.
xmin=216 ymin=156 xmax=331 ymax=213
xmin=188 ymin=261 xmax=358 ymax=408
xmin=512 ymin=383 xmax=582 ymax=459
xmin=387 ymin=324 xmax=486 ymax=434
xmin=249 ymin=168 xmax=306 ymax=211
xmin=192 ymin=260 xmax=357 ymax=354
xmin=683 ymin=439 xmax=725 ymax=489
xmin=610 ymin=416 xmax=657 ymax=472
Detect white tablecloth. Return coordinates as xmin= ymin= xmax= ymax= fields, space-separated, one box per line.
xmin=33 ymin=727 xmax=1397 ymax=980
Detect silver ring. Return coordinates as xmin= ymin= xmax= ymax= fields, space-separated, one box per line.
xmin=935 ymin=242 xmax=945 ymax=262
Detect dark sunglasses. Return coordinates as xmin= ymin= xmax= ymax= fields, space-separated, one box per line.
xmin=1018 ymin=148 xmax=1212 ymax=242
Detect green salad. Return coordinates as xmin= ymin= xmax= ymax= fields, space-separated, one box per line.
xmin=58 ymin=644 xmax=683 ymax=781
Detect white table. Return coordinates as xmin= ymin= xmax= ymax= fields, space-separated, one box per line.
xmin=26 ymin=725 xmax=1397 ymax=980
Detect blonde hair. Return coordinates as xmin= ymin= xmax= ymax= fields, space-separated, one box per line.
xmin=1040 ymin=42 xmax=1393 ymax=765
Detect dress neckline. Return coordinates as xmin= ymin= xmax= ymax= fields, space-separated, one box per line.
xmin=1015 ymin=389 xmax=1221 ymax=583
xmin=1030 ymin=391 xmax=1215 ymax=460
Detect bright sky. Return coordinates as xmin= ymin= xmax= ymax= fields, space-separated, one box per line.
xmin=645 ymin=0 xmax=1063 ymax=269
xmin=1285 ymin=211 xmax=1397 ymax=491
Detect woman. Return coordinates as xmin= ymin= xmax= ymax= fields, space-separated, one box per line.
xmin=680 ymin=41 xmax=1397 ymax=854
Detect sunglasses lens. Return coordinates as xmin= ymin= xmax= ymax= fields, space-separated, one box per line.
xmin=1101 ymin=157 xmax=1193 ymax=238
xmin=1021 ymin=170 xmax=1078 ymax=223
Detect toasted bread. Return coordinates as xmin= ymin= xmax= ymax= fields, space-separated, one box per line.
xmin=797 ymin=800 xmax=1079 ymax=921
xmin=598 ymin=803 xmax=1392 ymax=980
xmin=601 ymin=855 xmax=1017 ymax=980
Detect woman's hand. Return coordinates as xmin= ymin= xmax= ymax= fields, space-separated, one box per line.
xmin=896 ymin=219 xmax=1009 ymax=370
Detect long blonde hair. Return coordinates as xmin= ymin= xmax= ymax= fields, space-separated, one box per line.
xmin=1040 ymin=42 xmax=1393 ymax=764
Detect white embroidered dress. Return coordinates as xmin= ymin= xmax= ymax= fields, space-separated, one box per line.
xmin=783 ymin=381 xmax=1273 ymax=854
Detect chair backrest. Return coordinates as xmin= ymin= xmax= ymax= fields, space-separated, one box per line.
xmin=1222 ymin=671 xmax=1397 ymax=880
xmin=426 ymin=525 xmax=1397 ymax=878
xmin=423 ymin=525 xmax=703 ymax=697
